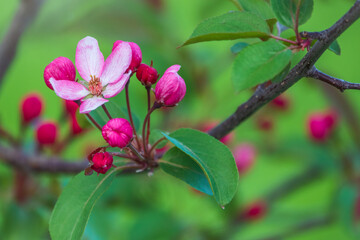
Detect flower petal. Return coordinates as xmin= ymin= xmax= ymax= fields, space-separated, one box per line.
xmin=50 ymin=78 xmax=90 ymax=100
xmin=75 ymin=36 xmax=104 ymax=81
xmin=164 ymin=65 xmax=181 ymax=74
xmin=100 ymin=42 xmax=132 ymax=86
xmin=79 ymin=96 xmax=108 ymax=114
xmin=102 ymin=72 xmax=131 ymax=98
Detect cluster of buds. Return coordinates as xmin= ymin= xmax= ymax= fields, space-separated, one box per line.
xmin=44 ymin=36 xmax=186 ymax=175
xmin=19 ymin=92 xmax=88 ymax=152
xmin=307 ymin=110 xmax=338 ymax=142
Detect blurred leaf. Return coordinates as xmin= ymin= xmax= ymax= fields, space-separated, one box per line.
xmin=231 ymin=42 xmax=249 ymax=54
xmin=1 ymin=203 xmax=47 ymax=240
xmin=270 ymin=0 xmax=314 ymax=28
xmin=161 ymin=147 xmax=213 ymax=195
xmin=237 ymin=0 xmax=275 ymax=19
xmin=49 ymin=170 xmax=118 ymax=240
xmin=276 ymin=22 xmax=290 ymax=35
xmin=86 ymin=102 xmax=140 ymax=130
xmin=161 ymin=128 xmax=238 ymax=206
xmin=181 ymin=11 xmax=270 ymax=47
xmin=338 ymin=184 xmax=358 ymax=234
xmin=266 ymin=18 xmax=277 ymax=33
xmin=232 ymin=40 xmax=292 ymax=92
xmin=328 ymin=40 xmax=341 ymax=55
xmin=129 ymin=209 xmax=183 ymax=240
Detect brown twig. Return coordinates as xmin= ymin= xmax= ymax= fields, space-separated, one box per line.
xmin=209 ymin=1 xmax=360 ymax=140
xmin=0 ymin=0 xmax=44 ymax=87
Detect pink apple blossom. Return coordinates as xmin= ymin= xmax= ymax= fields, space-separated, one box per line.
xmin=49 ymin=36 xmax=133 ymax=114
xmin=90 ymin=152 xmax=114 ymax=174
xmin=112 ymin=40 xmax=142 ymax=72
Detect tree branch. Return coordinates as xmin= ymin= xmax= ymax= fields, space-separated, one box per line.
xmin=0 ymin=144 xmax=88 ymax=174
xmin=308 ymin=67 xmax=360 ymax=92
xmin=209 ymin=0 xmax=360 ymax=140
xmin=0 ymin=0 xmax=43 ymax=87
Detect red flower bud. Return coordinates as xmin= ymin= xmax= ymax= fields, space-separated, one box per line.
xmin=36 ymin=121 xmax=58 ymax=146
xmin=20 ymin=93 xmax=43 ymax=124
xmin=44 ymin=57 xmax=76 ymax=90
xmin=102 ymin=118 xmax=133 ymax=148
xmin=136 ymin=63 xmax=159 ymax=86
xmin=155 ymin=65 xmax=186 ymax=106
xmin=256 ymin=116 xmax=273 ymax=131
xmin=64 ymin=100 xmax=79 ymax=116
xmin=90 ymin=152 xmax=114 ymax=174
xmin=234 ymin=143 xmax=256 ymax=175
xmin=113 ymin=40 xmax=142 ymax=72
xmin=70 ymin=114 xmax=83 ymax=135
xmin=242 ymin=201 xmax=267 ymax=221
xmin=307 ymin=110 xmax=338 ymax=142
xmin=270 ymin=95 xmax=290 ymax=110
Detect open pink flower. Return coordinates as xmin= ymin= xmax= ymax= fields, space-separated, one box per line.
xmin=50 ymin=36 xmax=132 ymax=114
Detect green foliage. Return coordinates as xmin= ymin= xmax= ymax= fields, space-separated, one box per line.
xmin=237 ymin=0 xmax=275 ymax=20
xmin=49 ymin=170 xmax=117 ymax=240
xmin=181 ymin=11 xmax=270 ymax=47
xmin=270 ymin=0 xmax=314 ymax=28
xmin=329 ymin=40 xmax=341 ymax=55
xmin=86 ymin=101 xmax=140 ymax=130
xmin=149 ymin=129 xmax=168 ymax=149
xmin=161 ymin=128 xmax=238 ymax=206
xmin=232 ymin=40 xmax=292 ymax=91
xmin=230 ymin=42 xmax=249 ymax=54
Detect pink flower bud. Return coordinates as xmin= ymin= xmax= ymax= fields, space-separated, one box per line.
xmin=270 ymin=94 xmax=290 ymax=110
xmin=64 ymin=100 xmax=79 ymax=116
xmin=44 ymin=57 xmax=76 ymax=90
xmin=36 ymin=121 xmax=58 ymax=146
xmin=136 ymin=63 xmax=159 ymax=86
xmin=113 ymin=40 xmax=142 ymax=72
xmin=20 ymin=93 xmax=43 ymax=124
xmin=155 ymin=65 xmax=186 ymax=106
xmin=90 ymin=152 xmax=114 ymax=174
xmin=234 ymin=143 xmax=256 ymax=174
xmin=102 ymin=118 xmax=133 ymax=148
xmin=307 ymin=110 xmax=338 ymax=142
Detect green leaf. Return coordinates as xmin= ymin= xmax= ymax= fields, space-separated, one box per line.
xmin=232 ymin=40 xmax=292 ymax=92
xmin=49 ymin=170 xmax=118 ymax=240
xmin=328 ymin=40 xmax=341 ymax=55
xmin=231 ymin=42 xmax=249 ymax=54
xmin=161 ymin=128 xmax=238 ymax=206
xmin=270 ymin=0 xmax=313 ymax=28
xmin=181 ymin=11 xmax=270 ymax=47
xmin=86 ymin=102 xmax=140 ymax=130
xmin=161 ymin=147 xmax=213 ymax=195
xmin=271 ymin=63 xmax=291 ymax=83
xmin=237 ymin=0 xmax=275 ymax=20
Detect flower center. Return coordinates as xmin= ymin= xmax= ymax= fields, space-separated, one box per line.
xmin=88 ymin=76 xmax=103 ymax=96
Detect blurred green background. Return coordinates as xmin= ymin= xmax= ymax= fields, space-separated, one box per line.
xmin=1 ymin=0 xmax=360 ymax=239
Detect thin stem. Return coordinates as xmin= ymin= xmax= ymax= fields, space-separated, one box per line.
xmin=270 ymin=34 xmax=298 ymax=45
xmin=146 ymin=87 xmax=151 ymax=148
xmin=128 ymin=143 xmax=145 ymax=162
xmin=109 ymin=152 xmax=138 ymax=161
xmin=102 ymin=105 xmax=112 ymax=120
xmin=86 ymin=113 xmax=102 ymax=131
xmin=149 ymin=137 xmax=166 ymax=154
xmin=125 ymin=81 xmax=142 ymax=149
xmin=294 ymin=0 xmax=302 ymax=43
xmin=142 ymin=105 xmax=157 ymax=155
xmin=230 ymin=0 xmax=243 ymax=11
